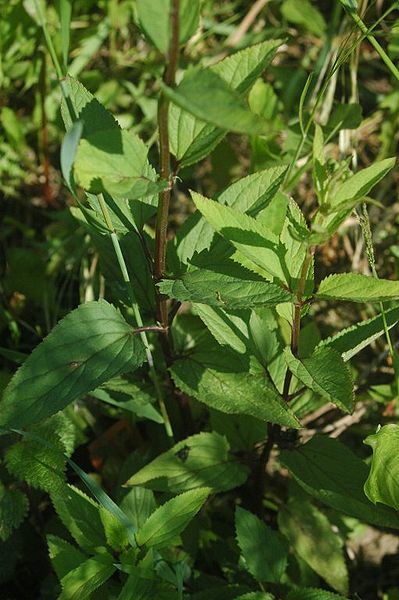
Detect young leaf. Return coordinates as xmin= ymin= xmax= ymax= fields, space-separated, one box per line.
xmin=169 ymin=41 xmax=281 ymax=166
xmin=280 ymin=199 xmax=313 ymax=294
xmin=278 ymin=500 xmax=348 ymax=595
xmin=286 ymin=589 xmax=349 ymax=600
xmin=170 ymin=347 xmax=300 ymax=428
xmin=119 ymin=487 xmax=156 ymax=531
xmin=136 ymin=488 xmax=210 ymax=549
xmin=0 ymin=484 xmax=29 ymax=541
xmin=58 ymin=554 xmax=115 ymax=600
xmin=364 ymin=424 xmax=399 ymax=510
xmin=125 ymin=432 xmax=249 ymax=493
xmin=191 ymin=191 xmax=288 ymax=283
xmin=235 ymin=507 xmax=288 ymax=583
xmin=331 ymin=157 xmax=395 ymax=207
xmin=47 ymin=534 xmax=87 ymax=581
xmin=159 ymin=270 xmax=292 ymax=310
xmin=317 ymin=306 xmax=399 ymax=361
xmin=317 ymin=273 xmax=399 ymax=303
xmin=163 ymin=67 xmax=269 ymax=136
xmin=284 ymin=347 xmax=354 ymax=413
xmin=135 ymin=0 xmax=200 ymax=54
xmin=280 ymin=435 xmax=399 ymax=529
xmin=0 ymin=300 xmax=145 ymax=429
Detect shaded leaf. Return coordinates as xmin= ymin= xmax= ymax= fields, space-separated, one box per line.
xmin=364 ymin=424 xmax=399 ymax=510
xmin=0 ymin=484 xmax=29 ymax=541
xmin=58 ymin=554 xmax=115 ymax=600
xmin=47 ymin=534 xmax=87 ymax=580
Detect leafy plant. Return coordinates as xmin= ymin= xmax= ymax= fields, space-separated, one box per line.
xmin=2 ymin=1 xmax=399 ymax=599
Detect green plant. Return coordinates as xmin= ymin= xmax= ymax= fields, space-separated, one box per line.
xmin=2 ymin=1 xmax=399 ymax=599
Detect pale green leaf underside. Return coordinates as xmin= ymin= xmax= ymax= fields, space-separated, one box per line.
xmin=125 ymin=431 xmax=249 ymax=493
xmin=278 ymin=500 xmax=348 ymax=595
xmin=192 ymin=191 xmax=287 ymax=283
xmin=0 ymin=301 xmax=145 ymax=429
xmin=159 ymin=270 xmax=292 ymax=309
xmin=364 ymin=424 xmax=399 ymax=510
xmin=280 ymin=435 xmax=399 ymax=529
xmin=317 ymin=273 xmax=399 ymax=302
xmin=136 ymin=488 xmax=210 ymax=549
xmin=284 ymin=347 xmax=354 ymax=413
xmin=163 ymin=67 xmax=269 ymax=136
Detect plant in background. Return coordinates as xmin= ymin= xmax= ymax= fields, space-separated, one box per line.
xmin=1 ymin=1 xmax=399 ymax=599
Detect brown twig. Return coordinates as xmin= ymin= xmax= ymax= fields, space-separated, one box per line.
xmin=225 ymin=0 xmax=269 ymax=47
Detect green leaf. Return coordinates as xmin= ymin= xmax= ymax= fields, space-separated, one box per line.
xmin=170 ymin=344 xmax=300 ymax=428
xmin=61 ymin=120 xmax=83 ymax=192
xmin=61 ymin=76 xmax=117 ymax=134
xmin=317 ymin=273 xmax=399 ymax=303
xmin=5 ymin=414 xmax=74 ymax=493
xmin=235 ymin=507 xmax=288 ymax=583
xmin=169 ymin=41 xmax=281 ymax=166
xmin=135 ymin=0 xmax=199 ymax=54
xmin=117 ymin=571 xmax=155 ymax=600
xmin=364 ymin=424 xmax=399 ymax=510
xmin=280 ymin=199 xmax=312 ymax=293
xmin=192 ymin=191 xmax=287 ymax=283
xmin=0 ymin=484 xmax=29 ymax=541
xmin=100 ymin=506 xmax=130 ymax=552
xmin=159 ymin=270 xmax=292 ymax=310
xmin=47 ymin=534 xmax=87 ymax=580
xmin=284 ymin=347 xmax=354 ymax=413
xmin=286 ymin=589 xmax=349 ymax=600
xmin=235 ymin=594 xmax=275 ymax=600
xmin=55 ymin=0 xmax=72 ymax=67
xmin=125 ymin=432 xmax=249 ymax=493
xmin=119 ymin=487 xmax=156 ymax=530
xmin=278 ymin=500 xmax=348 ymax=595
xmin=193 ymin=304 xmax=249 ymax=354
xmin=163 ymin=67 xmax=269 ymax=136
xmin=0 ymin=300 xmax=145 ymax=429
xmin=317 ymin=306 xmax=399 ymax=361
xmin=136 ymin=488 xmax=210 ymax=549
xmin=52 ymin=484 xmax=107 ymax=551
xmin=58 ymin=554 xmax=115 ymax=600
xmin=280 ymin=435 xmax=399 ymax=529
xmin=74 ymin=128 xmax=165 ymax=199
xmin=282 ymin=0 xmax=326 ymax=36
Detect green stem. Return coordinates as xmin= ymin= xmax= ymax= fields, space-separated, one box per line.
xmin=348 ymin=9 xmax=399 ymax=82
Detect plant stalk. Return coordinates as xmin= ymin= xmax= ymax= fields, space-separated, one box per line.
xmin=154 ymin=0 xmax=180 ymax=329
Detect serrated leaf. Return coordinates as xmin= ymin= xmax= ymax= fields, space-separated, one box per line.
xmin=100 ymin=506 xmax=130 ymax=552
xmin=284 ymin=347 xmax=354 ymax=413
xmin=169 ymin=41 xmax=281 ymax=166
xmin=47 ymin=534 xmax=87 ymax=580
xmin=235 ymin=507 xmax=288 ymax=583
xmin=170 ymin=345 xmax=300 ymax=428
xmin=159 ymin=270 xmax=292 ymax=310
xmin=5 ymin=415 xmax=74 ymax=493
xmin=175 ymin=166 xmax=286 ymax=265
xmin=192 ymin=191 xmax=287 ymax=283
xmin=286 ymin=589 xmax=349 ymax=600
xmin=163 ymin=67 xmax=269 ymax=136
xmin=193 ymin=304 xmax=249 ymax=354
xmin=0 ymin=485 xmax=29 ymax=541
xmin=280 ymin=199 xmax=313 ymax=293
xmin=52 ymin=484 xmax=107 ymax=551
xmin=278 ymin=500 xmax=348 ymax=595
xmin=61 ymin=76 xmax=118 ymax=134
xmin=280 ymin=435 xmax=399 ymax=529
xmin=317 ymin=306 xmax=399 ymax=361
xmin=58 ymin=554 xmax=115 ymax=600
xmin=136 ymin=488 xmax=210 ymax=549
xmin=125 ymin=432 xmax=249 ymax=493
xmin=364 ymin=424 xmax=399 ymax=510
xmin=332 ymin=157 xmax=395 ymax=207
xmin=136 ymin=0 xmax=199 ymax=54
xmin=0 ymin=301 xmax=145 ymax=429
xmin=120 ymin=487 xmax=156 ymax=530
xmin=317 ymin=273 xmax=399 ymax=303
